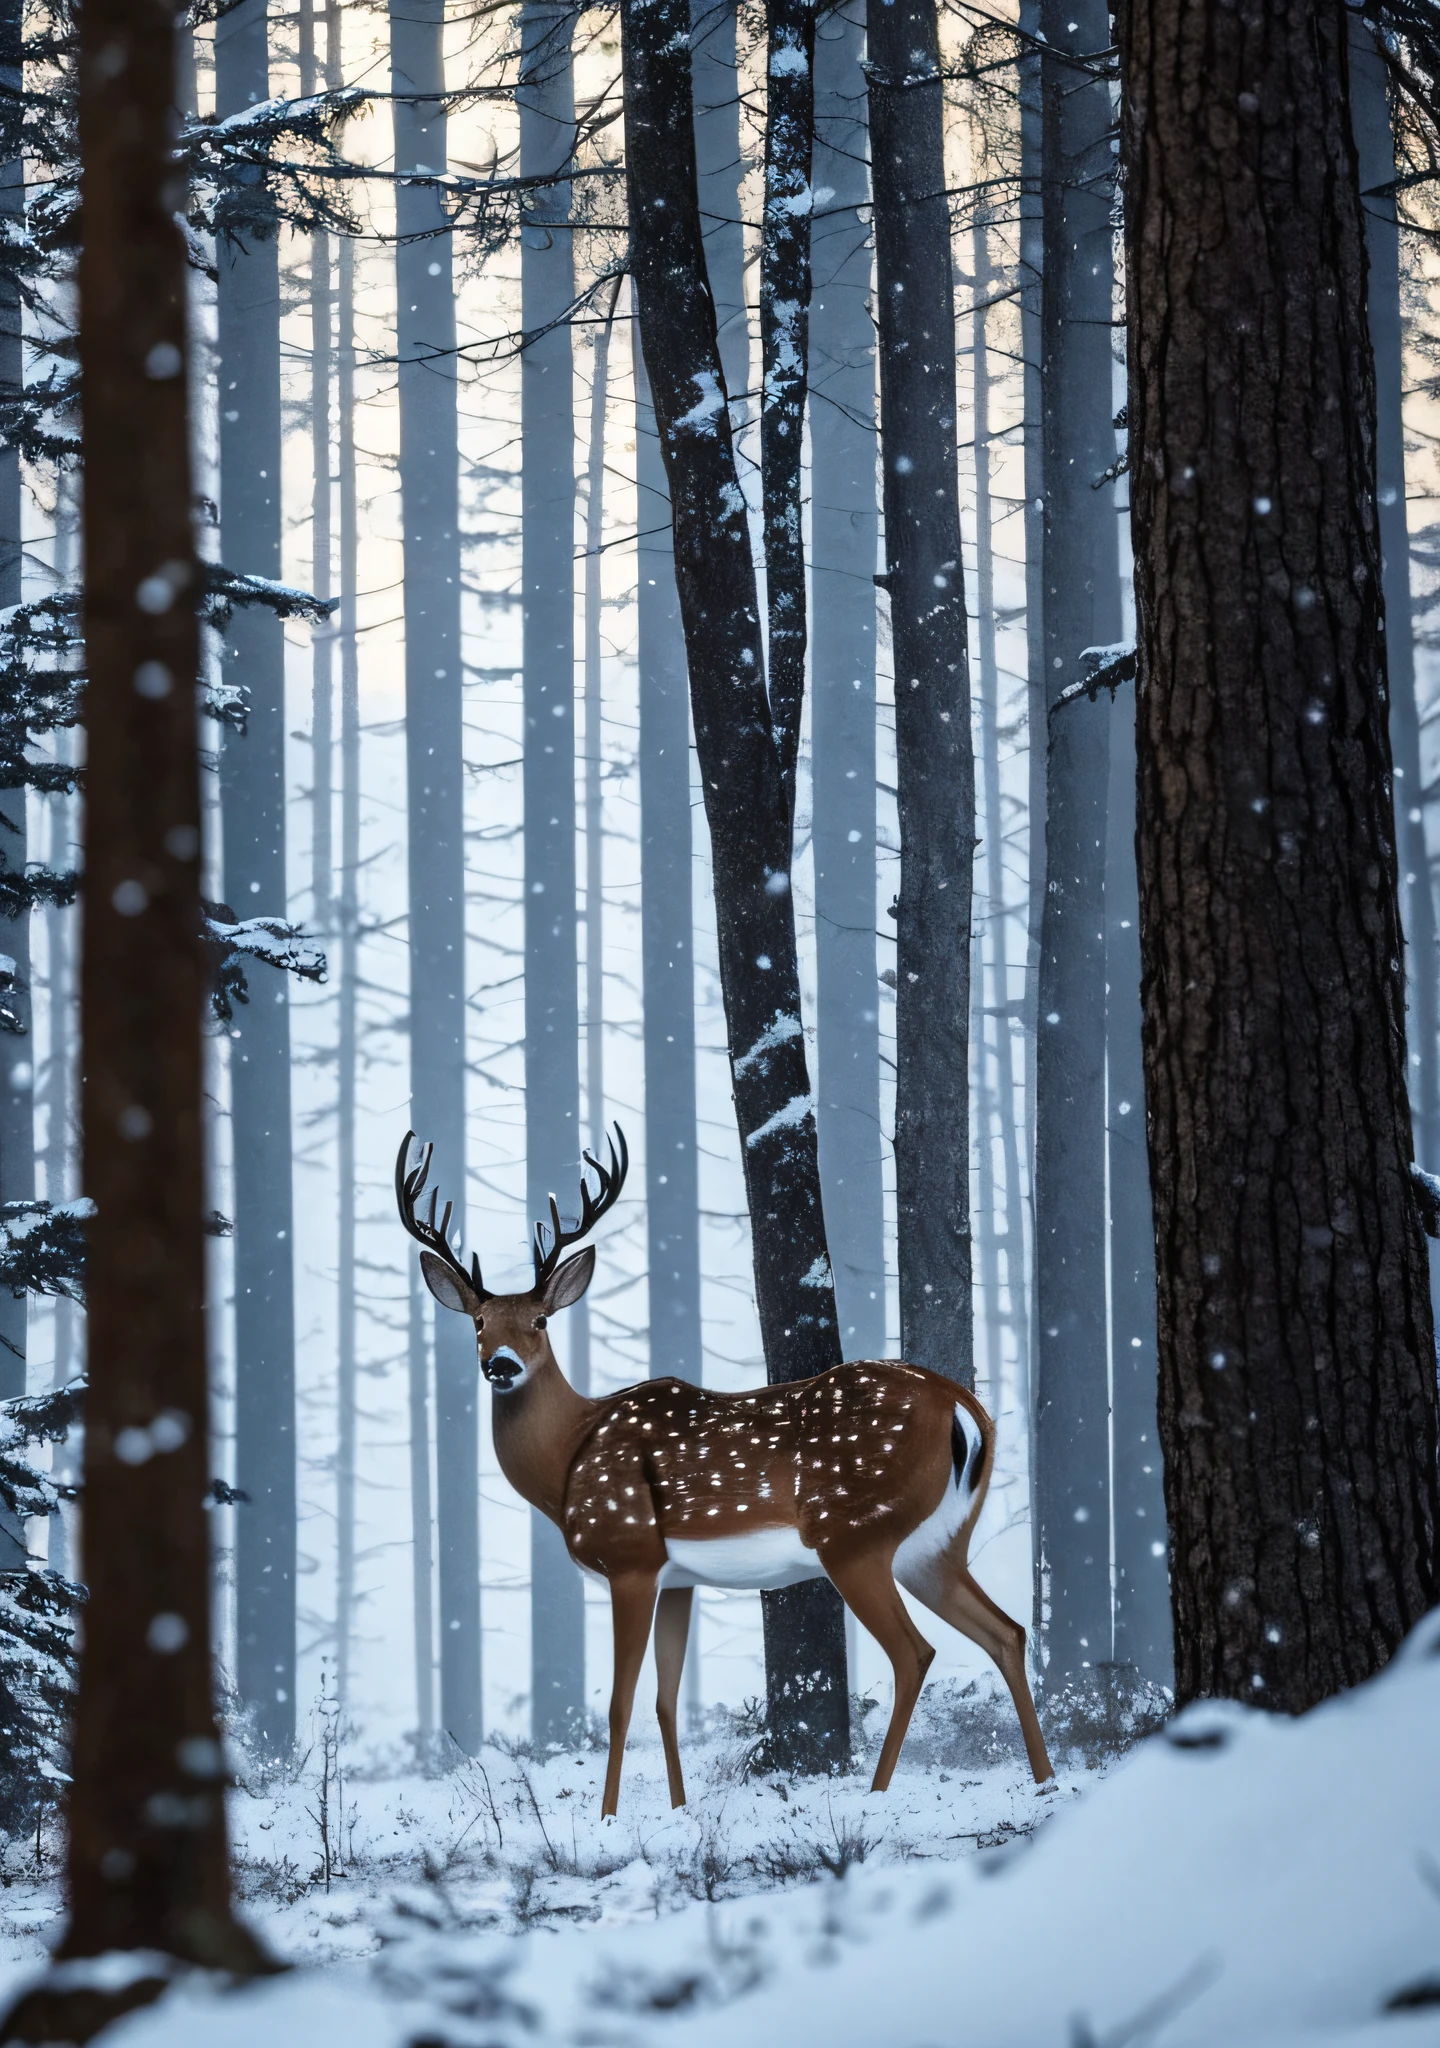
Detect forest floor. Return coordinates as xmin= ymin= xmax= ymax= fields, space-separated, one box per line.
xmin=0 ymin=1636 xmax=1436 ymax=2045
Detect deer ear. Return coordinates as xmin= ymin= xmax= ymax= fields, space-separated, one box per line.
xmin=420 ymin=1251 xmax=481 ymax=1318
xmin=541 ymin=1247 xmax=595 ymax=1314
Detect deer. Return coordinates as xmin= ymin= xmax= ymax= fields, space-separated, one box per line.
xmin=396 ymin=1127 xmax=1054 ymax=1816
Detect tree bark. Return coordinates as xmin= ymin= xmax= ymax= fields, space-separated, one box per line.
xmin=1117 ymin=0 xmax=1440 ymax=1707
xmin=0 ymin=0 xmax=270 ymax=2020
xmin=390 ymin=0 xmax=481 ymax=1754
xmin=621 ymin=0 xmax=849 ymax=1772
xmin=518 ymin=0 xmax=585 ymax=1746
xmin=759 ymin=0 xmax=814 ymax=808
xmin=215 ymin=0 xmax=297 ymax=1754
xmin=810 ymin=0 xmax=884 ymax=1364
xmin=867 ymin=0 xmax=974 ymax=1390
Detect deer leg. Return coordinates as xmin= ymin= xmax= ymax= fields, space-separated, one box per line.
xmin=910 ymin=1565 xmax=1054 ymax=1785
xmin=653 ymin=1585 xmax=694 ymax=1809
xmin=822 ymin=1552 xmax=934 ymax=1793
xmin=602 ymin=1572 xmax=659 ymax=1818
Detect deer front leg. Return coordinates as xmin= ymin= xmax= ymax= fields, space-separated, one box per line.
xmin=653 ymin=1585 xmax=693 ymax=1809
xmin=601 ymin=1572 xmax=659 ymax=1818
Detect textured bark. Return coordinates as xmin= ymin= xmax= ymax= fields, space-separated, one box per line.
xmin=867 ymin=0 xmax=974 ymax=1389
xmin=519 ymin=0 xmax=585 ymax=1745
xmin=759 ymin=0 xmax=814 ymax=810
xmin=0 ymin=0 xmax=269 ymax=2019
xmin=1118 ymin=0 xmax=1440 ymax=1707
xmin=1029 ymin=0 xmax=1120 ymax=1686
xmin=621 ymin=0 xmax=849 ymax=1773
xmin=810 ymin=0 xmax=884 ymax=1363
xmin=215 ymin=0 xmax=297 ymax=1753
xmin=390 ymin=0 xmax=480 ymax=1753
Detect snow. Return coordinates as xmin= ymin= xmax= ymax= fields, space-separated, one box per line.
xmin=744 ymin=1093 xmax=813 ymax=1148
xmin=731 ymin=1011 xmax=802 ymax=1078
xmin=673 ymin=373 xmax=726 ymax=436
xmin=4 ymin=1619 xmax=1440 ymax=2042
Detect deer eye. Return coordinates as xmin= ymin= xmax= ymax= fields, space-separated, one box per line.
xmin=534 ymin=1314 xmax=547 ymax=1331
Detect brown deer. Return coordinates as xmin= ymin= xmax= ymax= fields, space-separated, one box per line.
xmin=396 ymin=1129 xmax=1054 ymax=1815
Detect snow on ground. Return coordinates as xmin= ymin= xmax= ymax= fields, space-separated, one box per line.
xmin=3 ymin=1623 xmax=1440 ymax=2045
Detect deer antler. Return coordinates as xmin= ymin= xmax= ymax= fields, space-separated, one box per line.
xmin=532 ymin=1127 xmax=629 ymax=1286
xmin=394 ymin=1131 xmax=490 ymax=1304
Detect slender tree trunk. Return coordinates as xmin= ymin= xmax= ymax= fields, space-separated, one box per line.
xmin=867 ymin=0 xmax=974 ymax=1388
xmin=810 ymin=0 xmax=884 ymax=1364
xmin=1351 ymin=25 xmax=1439 ymax=1211
xmin=759 ymin=0 xmax=814 ymax=804
xmin=215 ymin=0 xmax=297 ymax=1753
xmin=583 ymin=298 xmax=616 ymax=1242
xmin=301 ymin=0 xmax=333 ymax=930
xmin=621 ymin=0 xmax=849 ymax=1773
xmin=692 ymin=0 xmax=749 ymax=425
xmin=0 ymin=0 xmax=27 ymax=1422
xmin=390 ymin=0 xmax=480 ymax=1754
xmin=1028 ymin=0 xmax=1120 ymax=1688
xmin=1117 ymin=0 xmax=1440 ymax=1706
xmin=1106 ymin=680 xmax=1170 ymax=1685
xmin=518 ymin=0 xmax=585 ymax=1745
xmin=0 ymin=0 xmax=270 ymax=2017
xmin=635 ymin=335 xmax=704 ymax=1390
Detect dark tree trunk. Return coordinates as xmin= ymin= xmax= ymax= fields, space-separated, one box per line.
xmin=1106 ymin=682 xmax=1171 ymax=1685
xmin=1 ymin=0 xmax=270 ymax=2021
xmin=518 ymin=0 xmax=585 ymax=1746
xmin=867 ymin=0 xmax=974 ymax=1390
xmin=1029 ymin=0 xmax=1120 ymax=1688
xmin=215 ymin=0 xmax=296 ymax=1753
xmin=390 ymin=0 xmax=481 ymax=1754
xmin=1350 ymin=23 xmax=1440 ymax=1219
xmin=1117 ymin=0 xmax=1440 ymax=1707
xmin=635 ymin=338 xmax=704 ymax=1391
xmin=300 ymin=0 xmax=332 ymax=930
xmin=0 ymin=0 xmax=27 ymax=1427
xmin=621 ymin=0 xmax=849 ymax=1773
xmin=759 ymin=0 xmax=814 ymax=807
xmin=810 ymin=0 xmax=884 ymax=1363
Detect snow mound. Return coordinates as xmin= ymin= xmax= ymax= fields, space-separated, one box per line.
xmin=51 ymin=1615 xmax=1440 ymax=2045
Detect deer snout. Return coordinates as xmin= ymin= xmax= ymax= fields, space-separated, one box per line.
xmin=481 ymin=1344 xmax=526 ymax=1391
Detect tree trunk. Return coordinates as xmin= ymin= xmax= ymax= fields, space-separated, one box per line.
xmin=867 ymin=0 xmax=974 ymax=1390
xmin=759 ymin=0 xmax=814 ymax=806
xmin=519 ymin=0 xmax=585 ymax=1746
xmin=300 ymin=0 xmax=332 ymax=930
xmin=390 ymin=0 xmax=480 ymax=1755
xmin=583 ymin=296 xmax=617 ymax=1257
xmin=1106 ymin=681 xmax=1170 ymax=1685
xmin=1350 ymin=23 xmax=1439 ymax=1219
xmin=810 ymin=0 xmax=884 ymax=1364
xmin=333 ymin=232 xmax=359 ymax=1716
xmin=0 ymin=0 xmax=270 ymax=2019
xmin=635 ymin=335 xmax=704 ymax=1390
xmin=621 ymin=0 xmax=849 ymax=1772
xmin=971 ymin=222 xmax=1031 ymax=1413
xmin=1117 ymin=0 xmax=1440 ymax=1707
xmin=215 ymin=0 xmax=297 ymax=1753
xmin=1028 ymin=0 xmax=1120 ymax=1689
xmin=0 ymin=0 xmax=28 ymax=1427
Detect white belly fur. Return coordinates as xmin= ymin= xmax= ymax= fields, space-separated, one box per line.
xmin=660 ymin=1526 xmax=828 ymax=1592
xmin=892 ymin=1403 xmax=982 ymax=1597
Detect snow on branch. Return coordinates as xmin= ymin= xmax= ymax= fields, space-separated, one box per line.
xmin=1052 ymin=642 xmax=1137 ymax=716
xmin=0 ymin=1198 xmax=92 ymax=1305
xmin=203 ymin=901 xmax=328 ymax=1024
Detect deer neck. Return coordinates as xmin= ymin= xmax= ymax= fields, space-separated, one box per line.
xmin=489 ymin=1350 xmax=595 ymax=1524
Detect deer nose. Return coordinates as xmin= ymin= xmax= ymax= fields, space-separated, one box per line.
xmin=482 ymin=1344 xmax=524 ymax=1389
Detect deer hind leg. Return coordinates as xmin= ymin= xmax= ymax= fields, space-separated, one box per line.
xmin=653 ymin=1585 xmax=693 ymax=1809
xmin=602 ymin=1572 xmax=659 ymax=1818
xmin=822 ymin=1552 xmax=934 ymax=1793
xmin=909 ymin=1563 xmax=1054 ymax=1785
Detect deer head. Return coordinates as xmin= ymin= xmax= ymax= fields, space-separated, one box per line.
xmin=394 ymin=1128 xmax=629 ymax=1395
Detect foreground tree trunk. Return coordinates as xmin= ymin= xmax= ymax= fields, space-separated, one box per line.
xmin=1118 ymin=0 xmax=1440 ymax=1707
xmin=621 ymin=0 xmax=849 ymax=1772
xmin=1 ymin=0 xmax=270 ymax=2028
xmin=867 ymin=0 xmax=974 ymax=1389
